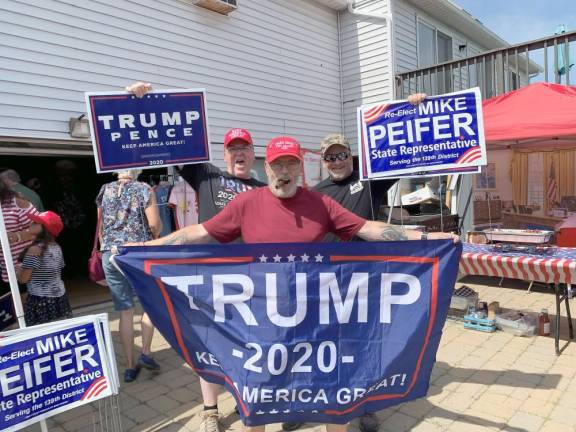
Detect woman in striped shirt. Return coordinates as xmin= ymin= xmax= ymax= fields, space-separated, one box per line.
xmin=0 ymin=177 xmax=40 ymax=296
xmin=17 ymin=211 xmax=73 ymax=325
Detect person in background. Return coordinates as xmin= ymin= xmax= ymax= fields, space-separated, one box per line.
xmin=129 ymin=136 xmax=459 ymax=432
xmin=96 ymin=169 xmax=162 ymax=383
xmin=17 ymin=211 xmax=72 ymax=325
xmin=0 ymin=169 xmax=44 ymax=212
xmin=1 ymin=177 xmax=40 ymax=298
xmin=126 ymin=81 xmax=266 ymax=432
xmin=46 ymin=159 xmax=91 ymax=276
xmin=26 ymin=177 xmax=45 ymax=199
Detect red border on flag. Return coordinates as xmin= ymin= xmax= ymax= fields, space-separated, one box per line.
xmin=143 ymin=254 xmax=439 ymax=417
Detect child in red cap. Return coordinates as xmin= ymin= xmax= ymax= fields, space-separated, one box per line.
xmin=18 ymin=211 xmax=73 ymax=325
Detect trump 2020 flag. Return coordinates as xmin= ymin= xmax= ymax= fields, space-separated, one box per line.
xmin=114 ymin=240 xmax=461 ymax=426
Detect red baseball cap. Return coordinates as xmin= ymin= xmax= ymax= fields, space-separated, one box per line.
xmin=265 ymin=136 xmax=303 ymax=163
xmin=223 ymin=128 xmax=253 ymax=147
xmin=28 ymin=211 xmax=64 ymax=238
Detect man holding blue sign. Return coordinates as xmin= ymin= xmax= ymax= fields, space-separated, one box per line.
xmin=125 ymin=135 xmax=459 ymax=432
xmin=126 ymin=83 xmax=266 ymax=221
xmin=127 ymin=82 xmax=265 ymax=430
xmin=314 ymin=94 xmax=426 ymax=240
xmin=310 ymin=93 xmax=455 ymax=432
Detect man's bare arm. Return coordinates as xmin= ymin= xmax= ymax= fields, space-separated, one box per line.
xmin=148 ymin=224 xmax=212 ymax=245
xmin=357 ymin=221 xmax=415 ymax=241
xmin=126 ymin=224 xmax=213 ymax=247
xmin=357 ymin=220 xmax=460 ymax=243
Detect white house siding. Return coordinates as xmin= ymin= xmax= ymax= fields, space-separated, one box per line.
xmin=393 ymin=0 xmax=492 ymax=96
xmin=0 ymin=0 xmax=343 ymax=160
xmin=338 ymin=0 xmax=501 ymax=151
xmin=339 ymin=0 xmax=392 ymax=150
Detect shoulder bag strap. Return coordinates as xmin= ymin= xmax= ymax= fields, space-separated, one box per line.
xmin=94 ymin=184 xmax=106 ymax=252
xmin=93 ymin=210 xmax=101 ymax=252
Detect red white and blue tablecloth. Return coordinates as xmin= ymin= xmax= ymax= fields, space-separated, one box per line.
xmin=460 ymin=243 xmax=576 ymax=284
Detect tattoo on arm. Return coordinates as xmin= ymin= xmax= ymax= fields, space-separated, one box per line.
xmin=379 ymin=226 xmax=408 ymax=241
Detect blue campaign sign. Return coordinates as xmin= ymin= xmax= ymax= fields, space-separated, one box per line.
xmin=0 ymin=321 xmax=112 ymax=431
xmin=358 ymin=88 xmax=487 ymax=179
xmin=115 ymin=240 xmax=462 ymax=426
xmin=85 ymin=89 xmax=211 ymax=173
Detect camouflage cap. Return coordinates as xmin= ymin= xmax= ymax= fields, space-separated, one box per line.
xmin=320 ymin=133 xmax=351 ymax=155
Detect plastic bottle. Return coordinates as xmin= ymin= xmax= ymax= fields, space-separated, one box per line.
xmin=538 ymin=309 xmax=551 ymax=336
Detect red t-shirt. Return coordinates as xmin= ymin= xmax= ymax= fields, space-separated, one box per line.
xmin=203 ymin=187 xmax=366 ymax=243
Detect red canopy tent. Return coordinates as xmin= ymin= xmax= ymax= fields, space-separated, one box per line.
xmin=481 ymin=82 xmax=576 ymax=245
xmin=482 ymin=82 xmax=576 ymax=148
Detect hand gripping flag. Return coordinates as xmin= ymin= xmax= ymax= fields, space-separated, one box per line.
xmin=114 ymin=240 xmax=462 ymax=426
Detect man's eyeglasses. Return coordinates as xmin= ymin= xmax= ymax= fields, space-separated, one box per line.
xmin=227 ymin=145 xmax=252 ymax=153
xmin=323 ymin=152 xmax=349 ymax=163
xmin=270 ymin=160 xmax=301 ymax=170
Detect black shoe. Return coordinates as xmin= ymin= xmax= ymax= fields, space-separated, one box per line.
xmin=137 ymin=353 xmax=160 ymax=371
xmin=282 ymin=422 xmax=304 ymax=431
xmin=359 ymin=413 xmax=379 ymax=432
xmin=124 ymin=367 xmax=140 ymax=383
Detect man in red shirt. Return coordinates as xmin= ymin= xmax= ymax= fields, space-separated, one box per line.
xmin=137 ymin=136 xmax=459 ymax=432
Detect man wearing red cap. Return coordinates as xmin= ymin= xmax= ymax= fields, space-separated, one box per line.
xmin=126 ymin=82 xmax=265 ymax=221
xmin=178 ymin=127 xmax=266 ymax=222
xmin=126 ymin=82 xmax=266 ymax=431
xmin=133 ymin=135 xmax=459 ymax=432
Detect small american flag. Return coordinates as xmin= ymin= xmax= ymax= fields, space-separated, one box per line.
xmin=547 ymin=163 xmax=558 ymax=207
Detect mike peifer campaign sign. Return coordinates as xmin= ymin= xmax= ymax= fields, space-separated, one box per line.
xmin=358 ymin=88 xmax=486 ymax=179
xmin=114 ymin=240 xmax=462 ymax=426
xmin=0 ymin=315 xmax=118 ymax=432
xmin=85 ymin=89 xmax=211 ymax=173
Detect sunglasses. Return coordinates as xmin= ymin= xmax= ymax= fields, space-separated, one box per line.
xmin=323 ymin=151 xmax=350 ymax=162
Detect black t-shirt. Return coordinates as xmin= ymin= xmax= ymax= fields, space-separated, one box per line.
xmin=178 ymin=163 xmax=266 ymax=223
xmin=313 ymin=171 xmax=395 ymax=241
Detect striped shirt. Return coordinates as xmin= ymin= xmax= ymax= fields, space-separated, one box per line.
xmin=0 ymin=197 xmax=38 ymax=282
xmin=22 ymin=243 xmax=66 ymax=298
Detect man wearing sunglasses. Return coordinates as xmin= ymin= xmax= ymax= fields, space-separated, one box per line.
xmin=308 ymin=95 xmax=427 ymax=432
xmin=312 ymin=93 xmax=427 ymax=244
xmin=312 ymin=133 xmax=396 ymax=245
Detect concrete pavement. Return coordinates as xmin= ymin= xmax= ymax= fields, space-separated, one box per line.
xmin=21 ymin=277 xmax=576 ymax=432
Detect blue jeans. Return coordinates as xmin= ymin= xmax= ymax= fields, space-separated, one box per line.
xmin=102 ymin=251 xmax=136 ymax=311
